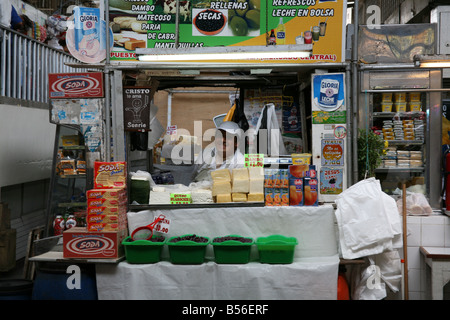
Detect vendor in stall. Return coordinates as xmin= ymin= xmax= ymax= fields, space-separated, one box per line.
xmin=192 ymin=121 xmax=245 ymax=182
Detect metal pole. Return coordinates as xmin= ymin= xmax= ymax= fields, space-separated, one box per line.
xmin=352 ymin=0 xmax=359 ymax=183
xmin=104 ymin=0 xmax=111 ymax=161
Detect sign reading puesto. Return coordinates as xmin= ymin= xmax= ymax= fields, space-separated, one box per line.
xmin=108 ymin=0 xmax=346 ymax=63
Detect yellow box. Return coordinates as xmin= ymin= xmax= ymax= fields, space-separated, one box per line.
xmin=395 ymin=103 xmax=407 ymax=112
xmin=381 ymin=102 xmax=393 ymax=112
xmin=291 ymin=153 xmax=311 ymax=165
xmin=394 ymin=93 xmax=406 ymax=102
xmin=61 ymin=135 xmax=79 ymax=146
xmin=381 ymin=93 xmax=392 ymax=102
xmin=408 ymin=92 xmax=421 ymax=101
xmin=409 ymin=101 xmax=422 ymax=112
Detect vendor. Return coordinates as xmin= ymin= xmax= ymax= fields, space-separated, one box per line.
xmin=192 ymin=121 xmax=245 ymax=182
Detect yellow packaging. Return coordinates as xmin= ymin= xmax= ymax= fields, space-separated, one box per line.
xmin=381 ymin=93 xmax=392 ymax=102
xmin=409 ymin=92 xmax=421 ymax=101
xmin=395 ymin=103 xmax=407 ymax=112
xmin=61 ymin=135 xmax=79 ymax=146
xmin=409 ymin=101 xmax=422 ymax=112
xmin=291 ymin=153 xmax=312 ymax=164
xmin=394 ymin=93 xmax=406 ymax=102
xmin=381 ymin=102 xmax=392 ymax=112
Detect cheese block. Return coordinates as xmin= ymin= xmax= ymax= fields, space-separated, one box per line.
xmin=150 ymin=191 xmax=171 ymax=204
xmin=212 ymin=181 xmax=231 ymax=196
xmin=211 ymin=169 xmax=231 ymax=181
xmin=191 ymin=189 xmax=213 ymax=203
xmin=231 ymin=168 xmax=249 ymax=193
xmin=232 ymin=193 xmax=247 ymax=202
xmin=216 ymin=193 xmax=231 ymax=203
xmin=248 ymin=167 xmax=264 ymax=179
xmin=249 ymin=178 xmax=264 ymax=194
xmin=247 ymin=193 xmax=264 ymax=202
xmin=124 ymin=39 xmax=146 ymax=50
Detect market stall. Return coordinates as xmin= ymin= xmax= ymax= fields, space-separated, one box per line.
xmin=38 ymin=0 xmax=356 ymax=301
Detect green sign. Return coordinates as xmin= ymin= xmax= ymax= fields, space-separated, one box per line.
xmin=245 ymin=153 xmax=264 ymax=167
xmin=312 ymin=110 xmax=346 ymax=124
xmin=170 ymin=193 xmax=192 ymax=204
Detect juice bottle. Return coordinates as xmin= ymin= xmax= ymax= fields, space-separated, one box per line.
xmin=276 ymin=17 xmax=285 ymax=45
xmin=269 ymin=29 xmax=276 ymax=45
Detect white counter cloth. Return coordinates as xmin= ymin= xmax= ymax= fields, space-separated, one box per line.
xmin=95 ymin=205 xmax=339 ymax=300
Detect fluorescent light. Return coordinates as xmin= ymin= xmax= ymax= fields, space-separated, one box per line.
xmin=136 ymin=45 xmax=312 ymax=63
xmin=414 ymin=54 xmax=450 ymax=68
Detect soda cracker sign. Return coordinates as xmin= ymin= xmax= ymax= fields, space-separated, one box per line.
xmin=94 ymin=161 xmax=127 ymax=189
xmin=48 ymin=72 xmax=104 ymax=98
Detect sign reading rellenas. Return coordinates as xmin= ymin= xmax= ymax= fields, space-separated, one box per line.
xmin=108 ymin=0 xmax=346 ymax=63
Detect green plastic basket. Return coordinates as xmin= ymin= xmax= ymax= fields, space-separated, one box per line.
xmin=256 ymin=235 xmax=298 ymax=264
xmin=212 ymin=235 xmax=254 ymax=264
xmin=167 ymin=234 xmax=210 ymax=264
xmin=122 ymin=236 xmax=166 ymax=264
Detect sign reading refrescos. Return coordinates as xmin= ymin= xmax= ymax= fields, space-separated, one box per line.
xmin=108 ymin=0 xmax=346 ymax=63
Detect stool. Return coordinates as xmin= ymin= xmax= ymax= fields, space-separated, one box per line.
xmin=420 ymin=246 xmax=450 ymax=300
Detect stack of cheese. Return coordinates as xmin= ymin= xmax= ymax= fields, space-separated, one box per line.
xmin=212 ymin=167 xmax=264 ymax=203
xmin=149 ymin=185 xmax=213 ymax=204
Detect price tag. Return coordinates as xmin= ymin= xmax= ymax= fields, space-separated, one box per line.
xmin=170 ymin=193 xmax=192 ymax=204
xmin=245 ymin=153 xmax=264 ymax=167
xmin=153 ymin=215 xmax=170 ymax=234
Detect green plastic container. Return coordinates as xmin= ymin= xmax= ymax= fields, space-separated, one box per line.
xmin=167 ymin=234 xmax=210 ymax=264
xmin=122 ymin=236 xmax=166 ymax=264
xmin=256 ymin=235 xmax=298 ymax=264
xmin=212 ymin=235 xmax=254 ymax=264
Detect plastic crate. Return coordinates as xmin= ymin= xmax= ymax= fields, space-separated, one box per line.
xmin=256 ymin=235 xmax=298 ymax=264
xmin=122 ymin=236 xmax=166 ymax=264
xmin=167 ymin=234 xmax=209 ymax=264
xmin=212 ymin=235 xmax=254 ymax=264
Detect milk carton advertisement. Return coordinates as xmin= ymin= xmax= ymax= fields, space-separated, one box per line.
xmin=312 ymin=73 xmax=345 ymax=112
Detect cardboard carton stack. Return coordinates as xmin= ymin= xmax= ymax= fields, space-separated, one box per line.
xmin=63 ymin=161 xmax=128 ymax=259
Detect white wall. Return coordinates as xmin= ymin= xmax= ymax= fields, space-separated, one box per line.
xmin=0 ymin=104 xmax=55 ymax=187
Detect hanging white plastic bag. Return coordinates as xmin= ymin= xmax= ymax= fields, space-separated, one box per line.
xmin=396 ymin=192 xmax=432 ymax=216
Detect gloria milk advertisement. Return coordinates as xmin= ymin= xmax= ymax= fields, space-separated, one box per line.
xmin=108 ymin=0 xmax=346 ymax=63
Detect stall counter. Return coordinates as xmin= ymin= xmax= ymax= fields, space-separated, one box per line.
xmin=95 ymin=205 xmax=339 ymax=300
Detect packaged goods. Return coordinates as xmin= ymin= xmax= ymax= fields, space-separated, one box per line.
xmin=61 ymin=135 xmax=79 ymax=146
xmin=409 ymin=101 xmax=422 ymax=112
xmin=273 ymin=188 xmax=282 ymax=206
xmin=191 ymin=189 xmax=213 ymax=203
xmin=216 ymin=193 xmax=231 ymax=203
xmin=291 ymin=153 xmax=312 ymax=164
xmin=63 ymin=227 xmax=127 ymax=259
xmin=265 ymin=188 xmax=274 ymax=206
xmin=60 ymin=159 xmax=76 ymax=175
xmin=87 ymin=222 xmax=127 ymax=232
xmin=149 ymin=191 xmax=171 ymax=204
xmin=87 ymin=188 xmax=127 ymax=199
xmin=264 ymin=169 xmax=274 ymax=188
xmin=304 ymin=178 xmax=318 ymax=206
xmin=409 ymin=92 xmax=421 ymax=101
xmin=211 ymin=168 xmax=231 ymax=181
xmin=280 ymin=188 xmax=289 ymax=206
xmin=87 ymin=197 xmax=126 ymax=207
xmin=394 ymin=92 xmax=406 ymax=102
xmin=381 ymin=93 xmax=392 ymax=102
xmin=248 ymin=193 xmax=264 ymax=202
xmin=288 ymin=164 xmax=316 ymax=179
xmin=86 ymin=213 xmax=127 ymax=224
xmin=213 ymin=180 xmax=231 ymax=196
xmin=231 ymin=168 xmax=249 ymax=193
xmin=289 ymin=178 xmax=303 ymax=206
xmin=94 ymin=161 xmax=127 ymax=189
xmin=87 ymin=206 xmax=127 ymax=215
xmin=381 ymin=102 xmax=392 ymax=112
xmin=395 ymin=102 xmax=407 ymax=112
xmin=232 ymin=193 xmax=247 ymax=202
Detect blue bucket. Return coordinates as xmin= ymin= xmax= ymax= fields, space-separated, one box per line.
xmin=32 ymin=263 xmax=97 ymax=300
xmin=0 ymin=279 xmax=33 ymax=300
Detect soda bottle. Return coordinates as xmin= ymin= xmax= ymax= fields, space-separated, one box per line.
xmin=53 ymin=215 xmax=65 ymax=236
xmin=269 ymin=29 xmax=276 ymax=45
xmin=65 ymin=215 xmax=77 ymax=229
xmin=276 ymin=17 xmax=285 ymax=45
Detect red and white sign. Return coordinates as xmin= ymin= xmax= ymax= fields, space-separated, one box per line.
xmin=49 ymin=72 xmax=104 ymax=99
xmin=63 ymin=227 xmax=127 ymax=259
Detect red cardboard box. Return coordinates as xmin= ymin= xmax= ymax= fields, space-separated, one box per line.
xmin=86 ymin=188 xmax=127 ymax=200
xmin=63 ymin=227 xmax=127 ymax=259
xmin=94 ymin=162 xmax=127 ymax=189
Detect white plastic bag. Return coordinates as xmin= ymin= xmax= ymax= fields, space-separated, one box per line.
xmin=396 ymin=192 xmax=432 ymax=216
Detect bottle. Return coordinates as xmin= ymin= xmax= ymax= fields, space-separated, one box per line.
xmin=276 ymin=17 xmax=285 ymax=45
xmin=65 ymin=215 xmax=77 ymax=229
xmin=269 ymin=29 xmax=276 ymax=45
xmin=53 ymin=215 xmax=65 ymax=236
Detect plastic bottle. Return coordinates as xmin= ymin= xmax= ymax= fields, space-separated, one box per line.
xmin=65 ymin=215 xmax=77 ymax=229
xmin=53 ymin=215 xmax=65 ymax=236
xmin=276 ymin=17 xmax=285 ymax=45
xmin=337 ymin=265 xmax=350 ymax=300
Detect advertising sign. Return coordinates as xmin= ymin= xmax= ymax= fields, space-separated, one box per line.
xmin=108 ymin=0 xmax=346 ymax=63
xmin=123 ymin=87 xmax=152 ymax=131
xmin=312 ymin=73 xmax=345 ymax=112
xmin=49 ymin=72 xmax=104 ymax=99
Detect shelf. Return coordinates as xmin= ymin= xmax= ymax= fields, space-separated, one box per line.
xmin=385 ymin=140 xmax=424 ymax=145
xmin=129 ymin=202 xmax=265 ymax=211
xmin=57 ymin=202 xmax=86 ymax=208
xmin=60 ymin=145 xmax=85 ymax=150
xmin=57 ymin=174 xmax=86 ymax=179
xmin=373 ymin=111 xmax=425 ymax=118
xmin=375 ymin=167 xmax=424 ymax=173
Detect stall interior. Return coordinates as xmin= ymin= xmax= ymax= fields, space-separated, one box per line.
xmin=122 ymin=68 xmax=317 ymax=208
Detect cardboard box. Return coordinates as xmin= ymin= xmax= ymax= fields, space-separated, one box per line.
xmin=94 ymin=162 xmax=127 ymax=189
xmin=87 ymin=197 xmax=127 ymax=208
xmin=289 ymin=178 xmax=304 ymax=206
xmin=63 ymin=227 xmax=127 ymax=259
xmin=87 ymin=206 xmax=127 ymax=215
xmin=86 ymin=188 xmax=127 ymax=200
xmin=304 ymin=177 xmax=319 ymax=206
